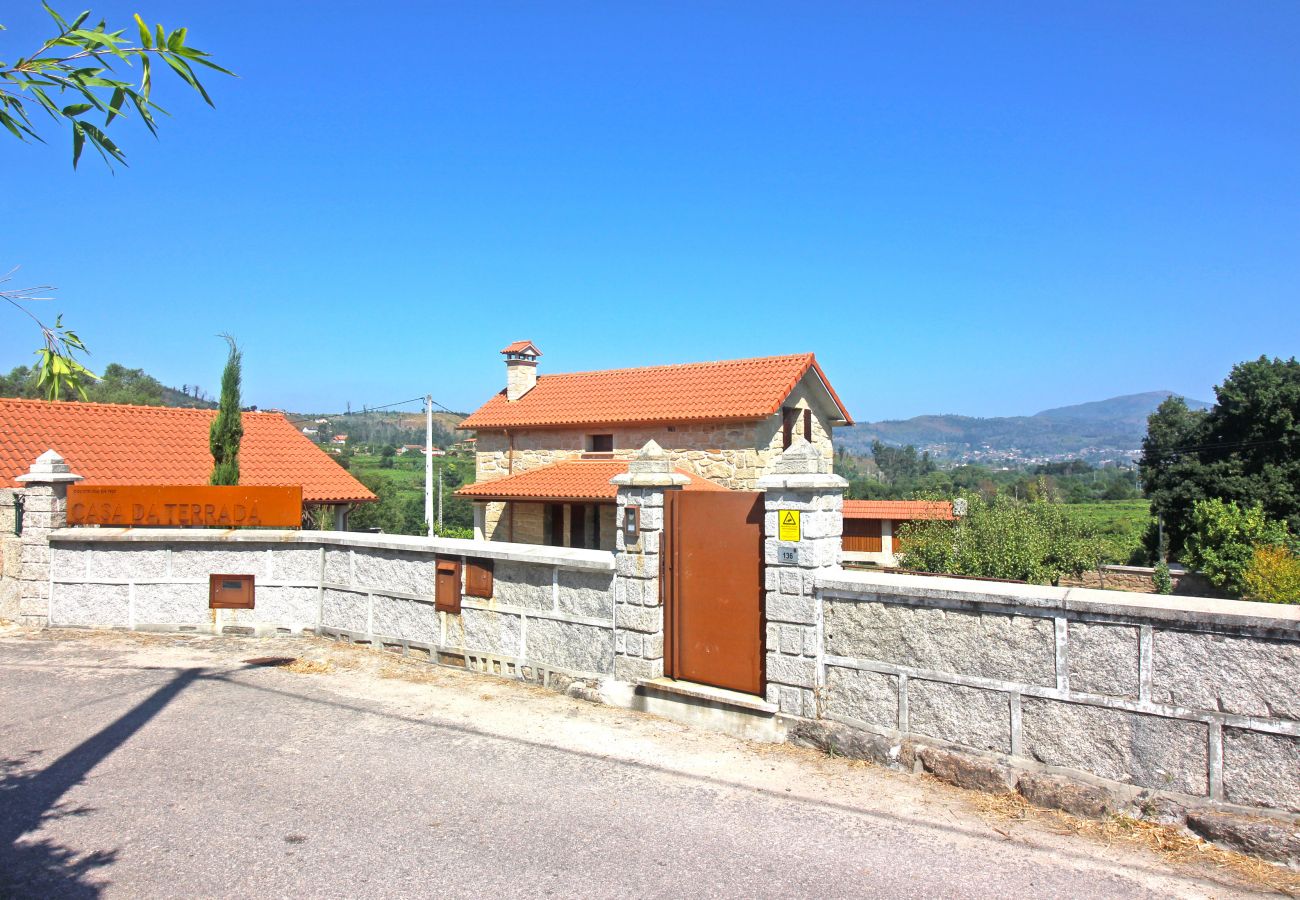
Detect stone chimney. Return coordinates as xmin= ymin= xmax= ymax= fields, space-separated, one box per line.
xmin=501 ymin=340 xmax=542 ymax=401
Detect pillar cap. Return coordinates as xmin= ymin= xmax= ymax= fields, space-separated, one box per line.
xmin=611 ymin=440 xmax=690 ymax=487
xmin=15 ymin=449 xmax=84 ymax=484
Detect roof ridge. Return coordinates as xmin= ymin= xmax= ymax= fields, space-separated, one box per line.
xmin=533 ymin=352 xmax=814 ymax=380
xmin=0 ymin=397 xmax=287 ymax=418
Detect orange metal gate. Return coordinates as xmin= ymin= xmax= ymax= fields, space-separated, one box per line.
xmin=662 ymin=491 xmax=765 ymax=696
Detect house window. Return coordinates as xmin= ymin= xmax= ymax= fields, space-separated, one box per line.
xmin=546 ymin=504 xmax=565 ymax=547
xmin=587 ymin=434 xmax=614 ymax=453
xmin=803 ymin=408 xmax=813 ymax=443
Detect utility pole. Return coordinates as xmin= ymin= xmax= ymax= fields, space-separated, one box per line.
xmin=424 ymin=394 xmax=434 ymax=538
xmin=438 ymin=466 xmax=444 ymax=531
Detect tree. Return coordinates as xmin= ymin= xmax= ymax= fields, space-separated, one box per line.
xmin=1140 ymin=358 xmax=1300 ymax=557
xmin=208 ymin=335 xmax=243 ymax=486
xmin=3 ymin=4 xmax=232 ymax=397
xmin=1242 ymin=546 xmax=1300 ymax=604
xmin=1182 ymin=499 xmax=1291 ymax=596
xmin=897 ymin=490 xmax=1106 ymax=586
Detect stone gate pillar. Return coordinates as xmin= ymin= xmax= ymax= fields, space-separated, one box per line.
xmin=610 ymin=441 xmax=688 ymax=681
xmin=756 ymin=439 xmax=846 ymax=717
xmin=15 ymin=450 xmax=83 ymax=626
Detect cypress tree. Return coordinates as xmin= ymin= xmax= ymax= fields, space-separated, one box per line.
xmin=209 ymin=335 xmax=244 ymax=486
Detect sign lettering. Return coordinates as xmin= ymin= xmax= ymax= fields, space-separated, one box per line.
xmin=67 ymin=485 xmax=303 ymax=528
xmin=778 ymin=509 xmax=801 ymax=542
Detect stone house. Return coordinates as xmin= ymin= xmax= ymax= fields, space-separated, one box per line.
xmin=456 ymin=341 xmax=853 ymax=549
xmin=0 ymin=398 xmax=375 ymax=529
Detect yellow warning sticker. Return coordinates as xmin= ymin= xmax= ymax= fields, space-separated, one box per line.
xmin=778 ymin=509 xmax=801 ymax=542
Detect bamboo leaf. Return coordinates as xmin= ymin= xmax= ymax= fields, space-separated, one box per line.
xmin=134 ymin=14 xmax=152 ymax=49
xmin=105 ymin=86 xmax=124 ymax=125
xmin=71 ymin=120 xmax=84 ymax=167
xmin=61 ymin=102 xmax=93 ymax=117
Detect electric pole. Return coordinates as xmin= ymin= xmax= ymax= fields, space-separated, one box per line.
xmin=438 ymin=466 xmax=444 ymax=531
xmin=424 ymin=394 xmax=434 ymax=537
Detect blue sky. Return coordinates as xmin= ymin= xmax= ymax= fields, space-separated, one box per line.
xmin=2 ymin=2 xmax=1297 ymax=421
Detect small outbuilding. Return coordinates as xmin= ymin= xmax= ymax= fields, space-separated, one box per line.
xmin=841 ymin=499 xmax=956 ymax=567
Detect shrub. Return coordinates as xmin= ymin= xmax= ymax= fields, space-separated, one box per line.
xmin=1152 ymin=561 xmax=1173 ymax=595
xmin=897 ymin=491 xmax=1105 ymax=586
xmin=1182 ymin=499 xmax=1291 ymax=595
xmin=1242 ymin=545 xmax=1300 ymax=604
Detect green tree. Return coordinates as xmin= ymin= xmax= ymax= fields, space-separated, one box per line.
xmin=898 ymin=490 xmax=1105 ymax=586
xmin=1182 ymin=499 xmax=1291 ymax=596
xmin=1242 ymin=545 xmax=1300 ymax=604
xmin=3 ymin=4 xmax=232 ymax=397
xmin=1141 ymin=360 xmax=1300 ymax=558
xmin=208 ymin=335 xmax=243 ymax=486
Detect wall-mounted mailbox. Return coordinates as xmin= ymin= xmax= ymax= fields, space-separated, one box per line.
xmin=465 ymin=558 xmax=494 ymax=599
xmin=435 ymin=556 xmax=462 ymax=613
xmin=624 ymin=506 xmax=640 ymax=542
xmin=209 ymin=573 xmax=255 ymax=609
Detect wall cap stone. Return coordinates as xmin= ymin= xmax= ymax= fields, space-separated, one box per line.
xmin=15 ymin=449 xmax=83 ymax=484
xmin=47 ymin=528 xmax=616 ymax=572
xmin=817 ymin=569 xmax=1300 ymax=634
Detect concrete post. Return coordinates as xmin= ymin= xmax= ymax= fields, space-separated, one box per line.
xmin=15 ymin=450 xmax=83 ymax=626
xmin=610 ymin=440 xmax=689 ymax=682
xmin=756 ymin=439 xmax=846 ymax=718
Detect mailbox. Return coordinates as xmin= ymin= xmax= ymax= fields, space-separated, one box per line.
xmin=209 ymin=573 xmax=255 ymax=609
xmin=465 ymin=558 xmax=493 ymax=599
xmin=435 ymin=557 xmax=462 ymax=613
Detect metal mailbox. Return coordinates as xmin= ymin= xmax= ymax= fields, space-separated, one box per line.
xmin=435 ymin=557 xmax=462 ymax=613
xmin=209 ymin=573 xmax=255 ymax=609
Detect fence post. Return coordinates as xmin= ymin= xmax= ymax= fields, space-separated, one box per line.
xmin=610 ymin=440 xmax=688 ymax=682
xmin=15 ymin=450 xmax=83 ymax=627
xmin=756 ymin=438 xmax=846 ymax=717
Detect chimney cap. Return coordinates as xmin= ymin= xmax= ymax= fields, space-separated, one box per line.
xmin=501 ymin=340 xmax=542 ymax=358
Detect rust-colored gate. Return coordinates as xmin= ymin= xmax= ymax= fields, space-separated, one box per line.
xmin=662 ymin=490 xmax=765 ymax=695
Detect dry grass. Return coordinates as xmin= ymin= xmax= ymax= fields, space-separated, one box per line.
xmin=286 ymin=658 xmax=333 ymax=675
xmin=971 ymin=791 xmax=1299 ymax=896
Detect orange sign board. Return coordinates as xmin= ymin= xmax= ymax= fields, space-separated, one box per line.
xmin=67 ymin=485 xmax=303 ymax=528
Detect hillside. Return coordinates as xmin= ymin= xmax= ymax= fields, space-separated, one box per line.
xmin=837 ymin=392 xmax=1211 ymax=464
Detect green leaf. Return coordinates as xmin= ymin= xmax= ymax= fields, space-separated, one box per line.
xmin=71 ymin=120 xmax=85 ymax=167
xmin=61 ymin=102 xmax=93 ymax=117
xmin=105 ymin=86 xmax=124 ymax=125
xmin=134 ymin=13 xmax=152 ymax=49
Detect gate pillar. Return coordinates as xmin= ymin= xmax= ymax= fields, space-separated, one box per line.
xmin=15 ymin=450 xmax=83 ymax=627
xmin=610 ymin=441 xmax=689 ymax=681
xmin=756 ymin=439 xmax=846 ymax=717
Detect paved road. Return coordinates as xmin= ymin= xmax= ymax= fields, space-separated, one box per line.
xmin=0 ymin=629 xmax=1258 ymax=898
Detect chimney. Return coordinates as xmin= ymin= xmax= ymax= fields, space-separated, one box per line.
xmin=501 ymin=340 xmax=542 ymax=401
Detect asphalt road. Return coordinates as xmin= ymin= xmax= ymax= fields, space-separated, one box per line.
xmin=0 ymin=629 xmax=1259 ymax=899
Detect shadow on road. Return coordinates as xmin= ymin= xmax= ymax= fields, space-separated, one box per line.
xmin=0 ymin=667 xmax=204 ymax=898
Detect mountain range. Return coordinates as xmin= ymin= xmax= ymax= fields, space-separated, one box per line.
xmin=835 ymin=391 xmax=1212 ymax=465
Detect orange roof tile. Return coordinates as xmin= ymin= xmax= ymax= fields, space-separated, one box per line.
xmin=501 ymin=340 xmax=542 ymax=356
xmin=460 ymin=353 xmax=853 ymax=430
xmin=843 ymin=500 xmax=954 ymax=521
xmin=0 ymin=398 xmax=376 ymax=504
xmin=456 ymin=459 xmax=728 ymax=503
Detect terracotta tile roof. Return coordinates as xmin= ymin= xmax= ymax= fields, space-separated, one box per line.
xmin=460 ymin=353 xmax=853 ymax=430
xmin=843 ymin=500 xmax=954 ymax=521
xmin=456 ymin=459 xmax=728 ymax=503
xmin=501 ymin=340 xmax=542 ymax=356
xmin=0 ymin=398 xmax=376 ymax=504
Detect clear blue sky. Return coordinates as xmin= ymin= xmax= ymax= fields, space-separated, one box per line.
xmin=2 ymin=1 xmax=1297 ymax=421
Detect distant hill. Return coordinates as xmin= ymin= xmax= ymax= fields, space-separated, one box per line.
xmin=0 ymin=362 xmax=218 ymax=409
xmin=837 ymin=391 xmax=1212 ymax=464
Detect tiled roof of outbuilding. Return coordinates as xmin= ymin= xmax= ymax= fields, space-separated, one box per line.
xmin=459 ymin=353 xmax=853 ymax=430
xmin=0 ymin=398 xmax=376 ymax=503
xmin=456 ymin=459 xmax=727 ymax=503
xmin=842 ymin=500 xmax=955 ymax=521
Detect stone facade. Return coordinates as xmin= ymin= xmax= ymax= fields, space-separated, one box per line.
xmin=0 ymin=489 xmax=21 ymax=620
xmin=473 ymin=374 xmax=837 ymax=493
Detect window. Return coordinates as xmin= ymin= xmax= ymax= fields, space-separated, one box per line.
xmin=546 ymin=504 xmax=565 ymax=547
xmin=782 ymin=406 xmax=798 ymax=449
xmin=587 ymin=434 xmax=614 ymax=453
xmin=803 ymin=408 xmax=813 ymax=443
xmin=570 ymin=504 xmax=588 ymax=549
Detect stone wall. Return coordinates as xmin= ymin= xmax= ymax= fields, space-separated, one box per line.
xmin=0 ymin=490 xmax=20 ymax=620
xmin=1061 ymin=565 xmax=1228 ymax=598
xmin=45 ymin=529 xmax=617 ymax=681
xmin=472 ymin=372 xmax=837 ymax=492
xmin=809 ymin=569 xmax=1300 ymax=819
